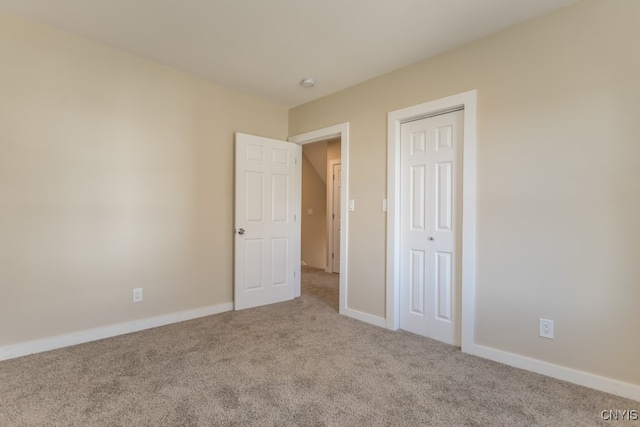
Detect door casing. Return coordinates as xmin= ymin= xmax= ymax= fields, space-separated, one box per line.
xmin=386 ymin=90 xmax=477 ymax=352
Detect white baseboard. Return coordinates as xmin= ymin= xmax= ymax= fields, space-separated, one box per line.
xmin=0 ymin=302 xmax=233 ymax=362
xmin=467 ymin=343 xmax=640 ymax=402
xmin=341 ymin=306 xmax=387 ymax=328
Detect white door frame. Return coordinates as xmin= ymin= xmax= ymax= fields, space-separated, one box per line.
xmin=289 ymin=123 xmax=349 ymax=314
xmin=386 ymin=90 xmax=477 ymax=352
xmin=327 ymin=159 xmax=341 ymax=273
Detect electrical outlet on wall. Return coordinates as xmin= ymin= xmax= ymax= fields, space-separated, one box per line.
xmin=133 ymin=288 xmax=143 ymax=303
xmin=539 ymin=318 xmax=554 ymax=339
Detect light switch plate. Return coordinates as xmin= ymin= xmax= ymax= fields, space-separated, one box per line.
xmin=348 ymin=199 xmax=355 ymax=211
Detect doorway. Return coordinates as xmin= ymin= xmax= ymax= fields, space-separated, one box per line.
xmin=299 ymin=138 xmax=341 ymax=310
xmin=289 ymin=123 xmax=349 ymax=316
xmin=299 ymin=138 xmax=341 ymax=272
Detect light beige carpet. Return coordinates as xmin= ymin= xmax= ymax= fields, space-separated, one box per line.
xmin=0 ymin=267 xmax=637 ymax=426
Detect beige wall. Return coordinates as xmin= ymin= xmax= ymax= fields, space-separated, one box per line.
xmin=301 ymin=153 xmax=327 ymax=269
xmin=289 ymin=0 xmax=640 ymax=386
xmin=327 ymin=139 xmax=341 ymax=163
xmin=0 ymin=12 xmax=288 ymax=346
xmin=302 ymin=141 xmax=328 ymax=183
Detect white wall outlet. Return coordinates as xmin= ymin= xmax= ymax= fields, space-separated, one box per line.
xmin=133 ymin=288 xmax=143 ymax=303
xmin=539 ymin=318 xmax=554 ymax=339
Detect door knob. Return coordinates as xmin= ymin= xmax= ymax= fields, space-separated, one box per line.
xmin=428 ymin=236 xmax=435 ymax=241
xmin=238 ymin=228 xmax=245 ymax=235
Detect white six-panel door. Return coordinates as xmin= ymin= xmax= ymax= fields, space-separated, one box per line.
xmin=399 ymin=110 xmax=463 ymax=345
xmin=234 ymin=133 xmax=301 ymax=310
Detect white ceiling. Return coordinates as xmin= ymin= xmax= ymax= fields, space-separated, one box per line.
xmin=0 ymin=0 xmax=577 ymax=107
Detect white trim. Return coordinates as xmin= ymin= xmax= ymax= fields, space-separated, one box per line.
xmin=327 ymin=159 xmax=341 ymax=274
xmin=289 ymin=123 xmax=350 ymax=317
xmin=386 ymin=90 xmax=477 ymax=353
xmin=470 ymin=344 xmax=640 ymax=402
xmin=0 ymin=303 xmax=233 ymax=361
xmin=341 ymin=307 xmax=387 ymax=329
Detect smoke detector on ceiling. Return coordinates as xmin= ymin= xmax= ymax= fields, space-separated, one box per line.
xmin=300 ymin=77 xmax=316 ymax=88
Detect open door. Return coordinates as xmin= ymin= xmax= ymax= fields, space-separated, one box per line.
xmin=234 ymin=133 xmax=301 ymax=310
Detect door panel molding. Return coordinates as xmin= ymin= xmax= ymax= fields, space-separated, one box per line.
xmin=386 ymin=90 xmax=477 ymax=352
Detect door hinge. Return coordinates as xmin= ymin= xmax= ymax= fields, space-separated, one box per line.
xmin=332 ymin=252 xmax=334 ymax=259
xmin=332 ymin=213 xmax=334 ymax=219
